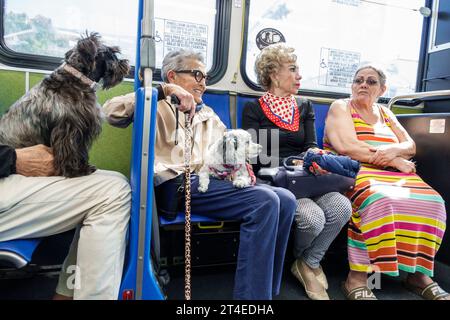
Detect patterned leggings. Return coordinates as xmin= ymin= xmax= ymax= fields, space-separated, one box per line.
xmin=294 ymin=192 xmax=352 ymax=268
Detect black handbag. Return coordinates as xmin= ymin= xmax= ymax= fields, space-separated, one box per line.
xmin=257 ymin=156 xmax=356 ymax=199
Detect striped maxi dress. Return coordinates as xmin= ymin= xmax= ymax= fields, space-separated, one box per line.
xmin=323 ymin=100 xmax=446 ymax=277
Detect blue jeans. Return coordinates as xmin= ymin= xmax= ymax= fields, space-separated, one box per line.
xmin=181 ymin=175 xmax=296 ymax=300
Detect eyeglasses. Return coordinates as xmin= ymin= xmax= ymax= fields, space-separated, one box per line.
xmin=175 ymin=69 xmax=209 ymax=83
xmin=352 ymin=78 xmax=379 ymax=86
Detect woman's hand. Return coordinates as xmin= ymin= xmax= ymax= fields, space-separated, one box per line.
xmin=15 ymin=144 xmax=56 ymax=177
xmin=369 ymin=144 xmax=399 ymax=166
xmin=164 ymin=83 xmax=196 ymax=119
xmin=309 ymin=161 xmax=329 ymax=175
xmin=389 ymin=157 xmax=416 ymax=174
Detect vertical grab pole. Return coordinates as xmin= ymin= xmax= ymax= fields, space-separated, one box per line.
xmin=136 ymin=0 xmax=155 ymax=300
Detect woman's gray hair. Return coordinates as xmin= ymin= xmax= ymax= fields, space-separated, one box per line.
xmin=161 ymin=49 xmax=205 ymax=83
xmin=254 ymin=43 xmax=297 ymax=90
xmin=354 ymin=65 xmax=387 ymax=86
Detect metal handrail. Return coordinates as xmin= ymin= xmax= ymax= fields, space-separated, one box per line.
xmin=387 ymin=89 xmax=450 ymax=110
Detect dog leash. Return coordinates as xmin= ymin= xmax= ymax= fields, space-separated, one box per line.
xmin=183 ymin=109 xmax=193 ymax=300
xmin=171 ymin=94 xmax=193 ymax=300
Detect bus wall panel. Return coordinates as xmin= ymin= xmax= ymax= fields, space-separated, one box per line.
xmin=0 ymin=70 xmax=26 ymax=113
xmin=398 ymin=113 xmax=450 ymax=265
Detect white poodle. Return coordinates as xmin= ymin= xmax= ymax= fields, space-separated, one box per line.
xmin=198 ymin=129 xmax=262 ymax=192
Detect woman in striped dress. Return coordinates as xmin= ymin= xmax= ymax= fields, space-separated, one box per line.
xmin=323 ymin=66 xmax=448 ymax=300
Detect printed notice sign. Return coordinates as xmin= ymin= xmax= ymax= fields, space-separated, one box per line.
xmin=155 ymin=18 xmax=208 ymax=67
xmin=429 ymin=119 xmax=446 ymax=134
xmin=319 ymin=48 xmax=360 ymax=88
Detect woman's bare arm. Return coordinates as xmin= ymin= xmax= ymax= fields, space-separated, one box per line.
xmin=367 ymin=107 xmax=415 ymax=166
xmin=325 ymin=99 xmax=376 ymax=163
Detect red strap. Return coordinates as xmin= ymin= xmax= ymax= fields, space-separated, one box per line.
xmin=246 ymin=163 xmax=257 ymax=186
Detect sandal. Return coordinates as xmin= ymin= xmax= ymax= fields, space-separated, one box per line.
xmin=403 ymin=281 xmax=450 ymax=300
xmin=341 ymin=282 xmax=377 ymax=300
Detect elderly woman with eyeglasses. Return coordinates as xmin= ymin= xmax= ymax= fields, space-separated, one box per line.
xmin=242 ymin=43 xmax=352 ymax=300
xmin=103 ymin=49 xmax=297 ymax=300
xmin=323 ymin=66 xmax=448 ymax=300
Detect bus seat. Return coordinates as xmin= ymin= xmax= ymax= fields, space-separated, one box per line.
xmin=236 ymin=94 xmax=254 ymax=129
xmin=312 ymin=103 xmax=330 ymax=149
xmin=0 ymin=238 xmax=42 ymax=268
xmin=202 ymin=91 xmax=231 ymax=128
xmin=159 ymin=213 xmax=219 ymax=226
xmin=236 ymin=94 xmax=330 ymax=149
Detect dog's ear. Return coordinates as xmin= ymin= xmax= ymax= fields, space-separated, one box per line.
xmin=223 ymin=134 xmax=239 ymax=164
xmin=66 ymin=32 xmax=101 ymax=73
xmin=78 ymin=33 xmax=100 ymax=67
xmin=97 ymin=46 xmax=130 ymax=89
xmin=234 ymin=132 xmax=248 ymax=164
xmin=101 ymin=55 xmax=130 ymax=89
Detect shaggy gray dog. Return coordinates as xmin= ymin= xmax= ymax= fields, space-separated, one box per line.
xmin=198 ymin=129 xmax=262 ymax=192
xmin=0 ymin=32 xmax=129 ymax=177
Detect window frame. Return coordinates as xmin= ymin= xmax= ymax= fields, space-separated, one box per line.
xmin=0 ymin=0 xmax=231 ymax=84
xmin=240 ymin=0 xmax=430 ymax=104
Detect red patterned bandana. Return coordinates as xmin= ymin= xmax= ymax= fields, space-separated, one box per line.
xmin=259 ymin=92 xmax=299 ymax=131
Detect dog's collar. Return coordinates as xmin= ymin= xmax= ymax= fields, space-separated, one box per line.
xmin=61 ymin=62 xmax=99 ymax=91
xmin=209 ymin=164 xmax=242 ymax=181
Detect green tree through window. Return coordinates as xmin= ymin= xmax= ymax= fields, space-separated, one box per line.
xmin=4 ymin=11 xmax=69 ymax=57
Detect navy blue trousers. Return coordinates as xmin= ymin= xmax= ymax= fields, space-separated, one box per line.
xmin=181 ymin=175 xmax=296 ymax=300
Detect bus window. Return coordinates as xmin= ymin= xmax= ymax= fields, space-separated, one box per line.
xmin=243 ymin=0 xmax=426 ymax=98
xmin=154 ymin=0 xmax=217 ymax=71
xmin=3 ymin=0 xmax=139 ymax=64
xmin=2 ymin=0 xmax=221 ymax=80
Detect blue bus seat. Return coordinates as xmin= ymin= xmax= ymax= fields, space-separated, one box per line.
xmin=312 ymin=103 xmax=330 ymax=149
xmin=0 ymin=238 xmax=43 ymax=268
xmin=236 ymin=94 xmax=330 ymax=148
xmin=202 ymin=91 xmax=231 ymax=128
xmin=236 ymin=94 xmax=254 ymax=129
xmin=159 ymin=213 xmax=220 ymax=226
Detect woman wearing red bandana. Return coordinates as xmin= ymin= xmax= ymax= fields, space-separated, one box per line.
xmin=242 ymin=43 xmax=352 ymax=300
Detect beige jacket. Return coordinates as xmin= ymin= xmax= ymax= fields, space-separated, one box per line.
xmin=103 ymin=93 xmax=226 ymax=186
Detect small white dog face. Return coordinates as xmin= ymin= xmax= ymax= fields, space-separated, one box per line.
xmin=198 ymin=129 xmax=262 ymax=192
xmin=222 ymin=129 xmax=261 ymax=165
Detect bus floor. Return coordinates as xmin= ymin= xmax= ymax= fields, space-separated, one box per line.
xmin=1 ymin=251 xmax=450 ymax=300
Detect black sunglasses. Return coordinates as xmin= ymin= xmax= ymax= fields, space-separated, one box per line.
xmin=175 ymin=69 xmax=209 ymax=83
xmin=352 ymin=78 xmax=379 ymax=86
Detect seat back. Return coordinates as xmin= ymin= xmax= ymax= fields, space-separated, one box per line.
xmin=202 ymin=91 xmax=231 ymax=128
